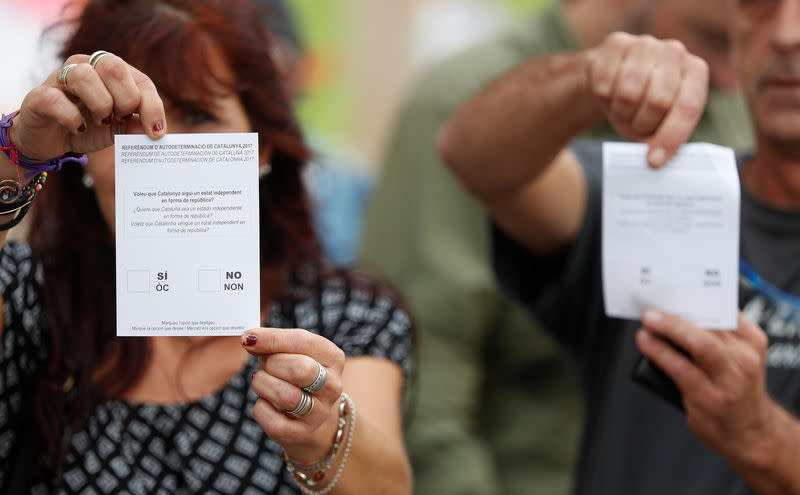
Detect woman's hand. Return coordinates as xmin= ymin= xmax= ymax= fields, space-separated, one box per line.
xmin=8 ymin=52 xmax=167 ymax=161
xmin=241 ymin=327 xmax=347 ymax=462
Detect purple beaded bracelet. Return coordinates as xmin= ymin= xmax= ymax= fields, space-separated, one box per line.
xmin=0 ymin=111 xmax=88 ymax=177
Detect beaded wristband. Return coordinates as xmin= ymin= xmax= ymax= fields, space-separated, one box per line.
xmin=0 ymin=111 xmax=88 ymax=177
xmin=284 ymin=393 xmax=357 ymax=495
xmin=0 ymin=172 xmax=47 ymax=231
xmin=0 ymin=172 xmax=47 ymax=205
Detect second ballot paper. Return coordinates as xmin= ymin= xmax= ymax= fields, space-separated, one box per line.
xmin=115 ymin=133 xmax=260 ymax=337
xmin=602 ymin=142 xmax=740 ymax=329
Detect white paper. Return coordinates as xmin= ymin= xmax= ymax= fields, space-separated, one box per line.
xmin=602 ymin=142 xmax=740 ymax=329
xmin=115 ymin=133 xmax=260 ymax=336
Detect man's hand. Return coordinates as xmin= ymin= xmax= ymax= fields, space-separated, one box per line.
xmin=637 ymin=311 xmax=771 ymax=453
xmin=585 ymin=33 xmax=709 ymax=167
xmin=637 ymin=310 xmax=800 ymax=494
xmin=438 ymin=32 xmax=712 ymax=257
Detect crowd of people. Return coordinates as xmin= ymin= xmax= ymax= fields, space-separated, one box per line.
xmin=1 ymin=0 xmax=799 ymax=494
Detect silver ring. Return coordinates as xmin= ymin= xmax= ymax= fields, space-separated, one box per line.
xmin=58 ymin=63 xmax=79 ymax=94
xmin=302 ymin=361 xmax=328 ymax=393
xmin=285 ymin=389 xmax=314 ymax=418
xmin=89 ymin=50 xmax=111 ymax=68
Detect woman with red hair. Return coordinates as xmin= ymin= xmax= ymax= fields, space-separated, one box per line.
xmin=0 ymin=1 xmax=412 ymax=493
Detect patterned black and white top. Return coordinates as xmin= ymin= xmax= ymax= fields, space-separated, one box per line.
xmin=0 ymin=242 xmax=413 ymax=494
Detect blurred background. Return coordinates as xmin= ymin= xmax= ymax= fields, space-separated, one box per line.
xmin=0 ymin=0 xmax=552 ymax=170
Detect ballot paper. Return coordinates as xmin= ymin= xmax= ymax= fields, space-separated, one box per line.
xmin=602 ymin=142 xmax=740 ymax=329
xmin=115 ymin=133 xmax=260 ymax=336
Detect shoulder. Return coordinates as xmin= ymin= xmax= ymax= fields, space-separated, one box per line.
xmin=267 ymin=267 xmax=414 ymax=371
xmin=271 ymin=267 xmax=412 ymax=334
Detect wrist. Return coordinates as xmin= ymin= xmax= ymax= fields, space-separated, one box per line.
xmin=283 ymin=393 xmax=357 ymax=495
xmin=282 ymin=401 xmax=341 ymax=462
xmin=731 ymin=400 xmax=800 ymax=492
xmin=4 ymin=111 xmax=39 ymax=161
xmin=6 ymin=117 xmax=35 ymax=160
xmin=1 ymin=111 xmax=87 ymax=174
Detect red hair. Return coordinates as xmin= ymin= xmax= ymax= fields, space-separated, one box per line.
xmin=27 ymin=0 xmax=319 ymax=475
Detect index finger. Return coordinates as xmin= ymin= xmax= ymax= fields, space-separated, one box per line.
xmin=241 ymin=327 xmax=345 ymax=368
xmin=645 ymin=54 xmax=708 ymax=167
xmin=129 ymin=66 xmax=167 ymax=139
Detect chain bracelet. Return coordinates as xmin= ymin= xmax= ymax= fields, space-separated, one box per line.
xmin=284 ymin=394 xmax=348 ymax=479
xmin=294 ymin=393 xmax=356 ymax=495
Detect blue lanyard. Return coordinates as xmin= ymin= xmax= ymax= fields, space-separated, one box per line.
xmin=740 ymin=258 xmax=800 ymax=311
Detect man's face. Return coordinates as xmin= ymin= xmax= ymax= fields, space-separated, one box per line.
xmin=640 ymin=0 xmax=737 ymax=89
xmin=732 ymin=0 xmax=800 ymax=145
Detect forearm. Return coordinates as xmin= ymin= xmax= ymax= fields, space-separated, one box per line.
xmin=437 ymin=50 xmax=603 ymax=201
xmin=332 ymin=415 xmax=412 ymax=495
xmin=731 ymin=401 xmax=800 ymax=495
xmin=318 ymin=357 xmax=411 ymax=495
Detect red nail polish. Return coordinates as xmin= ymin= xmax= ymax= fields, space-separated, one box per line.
xmin=152 ymin=121 xmax=164 ymax=133
xmin=101 ymin=115 xmax=112 ymax=126
xmin=243 ymin=334 xmax=257 ymax=347
xmin=78 ymin=123 xmax=87 ymax=133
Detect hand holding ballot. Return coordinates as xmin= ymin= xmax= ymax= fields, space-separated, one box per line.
xmin=583 ymin=32 xmax=710 ymax=168
xmin=241 ymin=326 xmax=348 ymax=463
xmin=636 ymin=309 xmax=784 ymax=464
xmin=9 ymin=52 xmax=166 ymax=163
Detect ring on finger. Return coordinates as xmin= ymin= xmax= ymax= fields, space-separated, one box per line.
xmin=58 ymin=63 xmax=79 ymax=95
xmin=89 ymin=50 xmax=112 ymax=68
xmin=284 ymin=389 xmax=314 ymax=419
xmin=302 ymin=361 xmax=328 ymax=393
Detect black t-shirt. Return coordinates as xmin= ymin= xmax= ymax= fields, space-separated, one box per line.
xmin=493 ymin=142 xmax=800 ymax=495
xmin=0 ymin=242 xmax=413 ymax=494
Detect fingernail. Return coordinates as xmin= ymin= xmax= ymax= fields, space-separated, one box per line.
xmin=122 ymin=113 xmax=134 ymax=121
xmin=648 ymin=147 xmax=666 ymax=167
xmin=242 ymin=334 xmax=257 ymax=347
xmin=152 ymin=121 xmax=164 ymax=134
xmin=101 ymin=115 xmax=112 ymax=126
xmin=643 ymin=309 xmax=662 ymax=325
xmin=77 ymin=123 xmax=87 ymax=133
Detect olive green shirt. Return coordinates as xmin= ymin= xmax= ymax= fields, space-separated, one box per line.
xmin=360 ymin=7 xmax=753 ymax=495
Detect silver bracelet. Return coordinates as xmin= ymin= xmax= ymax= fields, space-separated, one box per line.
xmin=284 ymin=393 xmax=357 ymax=494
